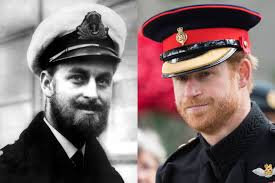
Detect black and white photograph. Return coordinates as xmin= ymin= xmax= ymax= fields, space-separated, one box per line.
xmin=0 ymin=0 xmax=136 ymax=182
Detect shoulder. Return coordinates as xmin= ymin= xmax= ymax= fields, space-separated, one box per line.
xmin=0 ymin=138 xmax=26 ymax=167
xmin=167 ymin=136 xmax=200 ymax=163
xmin=260 ymin=122 xmax=275 ymax=147
xmin=156 ymin=136 xmax=200 ymax=183
xmin=243 ymin=122 xmax=275 ymax=160
xmin=158 ymin=136 xmax=200 ymax=172
xmin=259 ymin=121 xmax=275 ymax=143
xmin=0 ymin=143 xmax=23 ymax=176
xmin=0 ymin=120 xmax=41 ymax=172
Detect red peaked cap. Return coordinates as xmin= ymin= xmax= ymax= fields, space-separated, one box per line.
xmin=141 ymin=4 xmax=262 ymax=78
xmin=138 ymin=4 xmax=261 ymax=113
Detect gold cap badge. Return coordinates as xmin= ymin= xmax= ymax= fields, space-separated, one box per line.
xmin=176 ymin=27 xmax=187 ymax=46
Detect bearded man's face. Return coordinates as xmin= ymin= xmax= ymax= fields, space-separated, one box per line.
xmin=46 ymin=58 xmax=116 ymax=140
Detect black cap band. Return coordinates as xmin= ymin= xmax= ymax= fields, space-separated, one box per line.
xmin=160 ymin=39 xmax=241 ymax=62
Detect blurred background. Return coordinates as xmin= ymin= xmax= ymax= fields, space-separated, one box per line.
xmin=138 ymin=0 xmax=275 ymax=158
xmin=0 ymin=0 xmax=136 ymax=182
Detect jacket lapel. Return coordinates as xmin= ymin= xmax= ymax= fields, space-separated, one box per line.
xmin=13 ymin=112 xmax=123 ymax=183
xmin=20 ymin=112 xmax=75 ymax=182
xmin=84 ymin=134 xmax=124 ymax=183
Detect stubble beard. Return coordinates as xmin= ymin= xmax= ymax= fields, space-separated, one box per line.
xmin=176 ymin=93 xmax=239 ymax=135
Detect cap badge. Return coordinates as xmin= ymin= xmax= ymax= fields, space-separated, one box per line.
xmin=252 ymin=163 xmax=275 ymax=178
xmin=77 ymin=11 xmax=109 ymax=40
xmin=176 ymin=27 xmax=187 ymax=46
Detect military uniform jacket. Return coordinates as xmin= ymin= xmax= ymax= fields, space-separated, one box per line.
xmin=0 ymin=112 xmax=124 ymax=183
xmin=156 ymin=102 xmax=275 ymax=183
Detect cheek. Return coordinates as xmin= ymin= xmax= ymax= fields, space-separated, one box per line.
xmin=54 ymin=79 xmax=75 ymax=97
xmin=55 ymin=88 xmax=75 ymax=104
xmin=173 ymin=81 xmax=183 ymax=104
xmin=174 ymin=92 xmax=182 ymax=107
xmin=208 ymin=75 xmax=233 ymax=97
xmin=98 ymin=87 xmax=112 ymax=102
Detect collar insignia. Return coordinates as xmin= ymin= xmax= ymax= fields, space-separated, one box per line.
xmin=77 ymin=11 xmax=109 ymax=40
xmin=176 ymin=27 xmax=187 ymax=46
xmin=252 ymin=164 xmax=275 ymax=178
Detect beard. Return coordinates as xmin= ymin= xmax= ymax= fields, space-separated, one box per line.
xmin=176 ymin=91 xmax=239 ymax=135
xmin=49 ymin=93 xmax=110 ymax=145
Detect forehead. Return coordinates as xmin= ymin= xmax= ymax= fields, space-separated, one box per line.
xmin=54 ymin=56 xmax=117 ymax=74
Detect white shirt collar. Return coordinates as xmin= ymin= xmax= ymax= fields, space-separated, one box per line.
xmin=43 ymin=117 xmax=85 ymax=159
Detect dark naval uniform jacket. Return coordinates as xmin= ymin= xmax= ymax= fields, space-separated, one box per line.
xmin=0 ymin=112 xmax=124 ymax=183
xmin=156 ymin=102 xmax=275 ymax=183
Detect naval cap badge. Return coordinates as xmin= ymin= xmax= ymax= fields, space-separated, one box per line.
xmin=176 ymin=27 xmax=187 ymax=46
xmin=77 ymin=11 xmax=109 ymax=40
xmin=252 ymin=163 xmax=275 ymax=178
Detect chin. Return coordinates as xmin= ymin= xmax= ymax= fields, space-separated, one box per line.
xmin=75 ymin=117 xmax=107 ymax=137
xmin=183 ymin=114 xmax=212 ymax=131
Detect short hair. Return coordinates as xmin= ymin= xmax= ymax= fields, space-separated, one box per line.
xmin=226 ymin=51 xmax=258 ymax=93
xmin=46 ymin=65 xmax=58 ymax=76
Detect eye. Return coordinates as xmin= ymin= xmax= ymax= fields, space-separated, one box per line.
xmin=176 ymin=75 xmax=189 ymax=82
xmin=69 ymin=74 xmax=86 ymax=84
xmin=96 ymin=76 xmax=112 ymax=88
xmin=198 ymin=71 xmax=211 ymax=80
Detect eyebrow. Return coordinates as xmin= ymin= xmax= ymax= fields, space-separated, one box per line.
xmin=67 ymin=67 xmax=113 ymax=78
xmin=98 ymin=72 xmax=113 ymax=78
xmin=68 ymin=67 xmax=88 ymax=74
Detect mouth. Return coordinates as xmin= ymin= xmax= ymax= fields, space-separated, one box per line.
xmin=185 ymin=104 xmax=208 ymax=113
xmin=79 ymin=109 xmax=96 ymax=115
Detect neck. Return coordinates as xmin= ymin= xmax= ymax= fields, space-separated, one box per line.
xmin=201 ymin=94 xmax=251 ymax=146
xmin=45 ymin=103 xmax=58 ymax=129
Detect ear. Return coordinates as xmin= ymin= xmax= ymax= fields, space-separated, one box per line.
xmin=238 ymin=58 xmax=252 ymax=89
xmin=40 ymin=71 xmax=55 ymax=98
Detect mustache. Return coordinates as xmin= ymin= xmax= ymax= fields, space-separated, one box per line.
xmin=181 ymin=97 xmax=212 ymax=109
xmin=73 ymin=99 xmax=107 ymax=111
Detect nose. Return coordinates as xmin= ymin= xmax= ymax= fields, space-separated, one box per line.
xmin=82 ymin=78 xmax=98 ymax=99
xmin=183 ymin=78 xmax=202 ymax=98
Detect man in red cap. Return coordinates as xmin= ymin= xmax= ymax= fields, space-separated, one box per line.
xmin=141 ymin=4 xmax=275 ymax=183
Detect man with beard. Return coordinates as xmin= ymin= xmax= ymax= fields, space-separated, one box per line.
xmin=0 ymin=3 xmax=126 ymax=183
xmin=141 ymin=4 xmax=275 ymax=183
